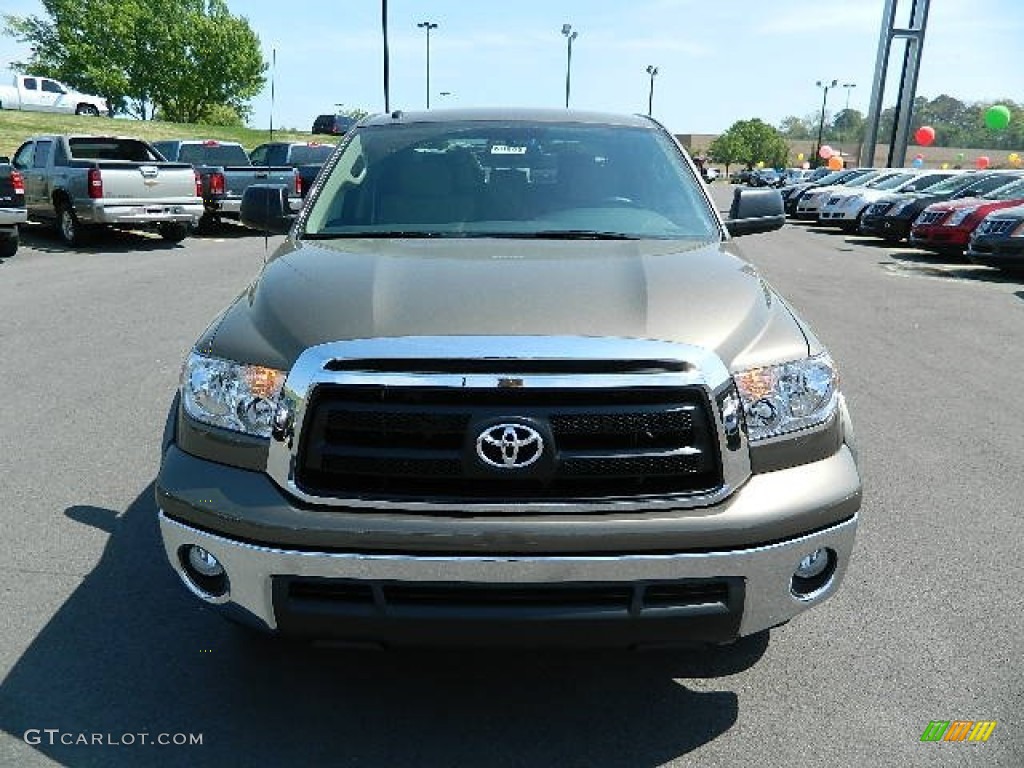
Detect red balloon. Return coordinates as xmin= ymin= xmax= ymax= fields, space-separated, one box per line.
xmin=914 ymin=126 xmax=936 ymax=146
xmin=975 ymin=156 xmax=991 ymax=169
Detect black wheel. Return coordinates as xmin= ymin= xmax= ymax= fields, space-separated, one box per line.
xmin=56 ymin=202 xmax=85 ymax=246
xmin=158 ymin=222 xmax=190 ymax=243
xmin=0 ymin=231 xmax=18 ymax=258
xmin=195 ymin=213 xmax=220 ymax=235
xmin=75 ymin=103 xmax=100 ymax=116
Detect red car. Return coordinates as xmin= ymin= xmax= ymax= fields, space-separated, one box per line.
xmin=910 ymin=177 xmax=1024 ymax=254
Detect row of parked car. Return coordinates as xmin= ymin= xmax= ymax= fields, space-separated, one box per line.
xmin=0 ymin=134 xmax=338 ymax=253
xmin=731 ymin=167 xmax=820 ymax=188
xmin=774 ymin=166 xmax=1024 ymax=274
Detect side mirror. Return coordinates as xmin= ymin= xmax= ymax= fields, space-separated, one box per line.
xmin=0 ymin=156 xmax=9 ymax=164
xmin=725 ymin=187 xmax=785 ymax=237
xmin=240 ymin=184 xmax=296 ymax=234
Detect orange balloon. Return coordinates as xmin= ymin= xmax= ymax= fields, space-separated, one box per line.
xmin=827 ymin=155 xmax=843 ymax=171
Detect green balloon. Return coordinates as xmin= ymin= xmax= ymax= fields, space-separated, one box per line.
xmin=985 ymin=104 xmax=1011 ymax=131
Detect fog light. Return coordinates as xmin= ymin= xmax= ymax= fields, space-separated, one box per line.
xmin=791 ymin=547 xmax=836 ymax=599
xmin=795 ymin=548 xmax=828 ymax=579
xmin=179 ymin=545 xmax=229 ymax=599
xmin=187 ymin=546 xmax=224 ymax=577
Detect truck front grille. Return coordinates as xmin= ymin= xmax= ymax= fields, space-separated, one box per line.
xmin=294 ymin=384 xmax=722 ymax=503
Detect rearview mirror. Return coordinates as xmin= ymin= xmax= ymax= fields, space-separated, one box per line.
xmin=240 ymin=185 xmax=296 ymax=234
xmin=724 ymin=188 xmax=785 ymax=237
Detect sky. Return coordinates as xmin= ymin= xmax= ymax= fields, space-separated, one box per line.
xmin=1 ymin=0 xmax=1022 ymax=136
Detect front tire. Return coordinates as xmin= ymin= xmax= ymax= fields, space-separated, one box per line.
xmin=158 ymin=222 xmax=190 ymax=243
xmin=0 ymin=231 xmax=18 ymax=258
xmin=75 ymin=103 xmax=100 ymax=116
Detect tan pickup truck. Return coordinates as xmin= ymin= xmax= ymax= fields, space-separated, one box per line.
xmin=12 ymin=134 xmax=204 ymax=245
xmin=157 ymin=108 xmax=861 ymax=649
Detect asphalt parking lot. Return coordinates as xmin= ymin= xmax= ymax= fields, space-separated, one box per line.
xmin=1 ymin=194 xmax=1021 ymax=766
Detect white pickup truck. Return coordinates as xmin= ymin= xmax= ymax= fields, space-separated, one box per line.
xmin=12 ymin=134 xmax=204 ymax=245
xmin=0 ymin=74 xmax=109 ymax=116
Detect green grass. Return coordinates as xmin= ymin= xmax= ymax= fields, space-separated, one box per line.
xmin=0 ymin=110 xmax=316 ymax=158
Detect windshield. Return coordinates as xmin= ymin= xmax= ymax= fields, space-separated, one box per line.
xmin=842 ymin=171 xmax=887 ymax=188
xmin=303 ymin=120 xmax=719 ymax=240
xmin=918 ymin=173 xmax=978 ymax=195
xmin=865 ymin=172 xmax=911 ymax=189
xmin=982 ymin=178 xmax=1024 ymax=201
xmin=957 ymin=174 xmax=1018 ymax=198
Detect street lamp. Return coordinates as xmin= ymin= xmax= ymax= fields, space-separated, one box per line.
xmin=841 ymin=82 xmax=857 ymax=149
xmin=561 ymin=23 xmax=578 ymax=108
xmin=813 ymin=78 xmax=838 ymax=167
xmin=645 ymin=65 xmax=659 ymax=116
xmin=382 ymin=0 xmax=390 ymax=112
xmin=417 ymin=21 xmax=438 ymax=109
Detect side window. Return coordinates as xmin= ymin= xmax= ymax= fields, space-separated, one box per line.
xmin=249 ymin=146 xmax=267 ymax=166
xmin=33 ymin=141 xmax=52 ymax=169
xmin=23 ymin=78 xmax=38 ymax=91
xmin=268 ymin=147 xmax=286 ymax=166
xmin=12 ymin=143 xmax=34 ymax=170
xmin=41 ymin=80 xmax=64 ymax=94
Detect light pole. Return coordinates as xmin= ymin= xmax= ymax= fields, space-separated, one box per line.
xmin=645 ymin=65 xmax=659 ymax=116
xmin=561 ymin=23 xmax=578 ymax=108
xmin=382 ymin=0 xmax=390 ymax=112
xmin=813 ymin=79 xmax=838 ymax=167
xmin=841 ymin=82 xmax=856 ymax=150
xmin=417 ymin=21 xmax=438 ymax=109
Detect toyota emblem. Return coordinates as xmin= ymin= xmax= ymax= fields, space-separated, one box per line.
xmin=476 ymin=423 xmax=544 ymax=469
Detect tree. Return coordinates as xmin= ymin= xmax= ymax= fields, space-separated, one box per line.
xmin=707 ymin=131 xmax=744 ymax=175
xmin=717 ymin=118 xmax=790 ymax=169
xmin=4 ymin=0 xmax=266 ymax=122
xmin=778 ymin=115 xmax=814 ymax=140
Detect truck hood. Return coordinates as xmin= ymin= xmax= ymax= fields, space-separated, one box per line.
xmin=200 ymin=238 xmax=812 ymax=373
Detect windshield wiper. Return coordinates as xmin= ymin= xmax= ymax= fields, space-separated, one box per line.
xmin=486 ymin=230 xmax=640 ymax=240
xmin=303 ymin=231 xmax=458 ymax=239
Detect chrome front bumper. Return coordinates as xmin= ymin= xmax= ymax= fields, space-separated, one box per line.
xmin=158 ymin=509 xmax=857 ymax=640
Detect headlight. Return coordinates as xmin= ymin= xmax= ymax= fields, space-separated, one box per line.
xmin=945 ymin=207 xmax=978 ymax=226
xmin=733 ymin=354 xmax=839 ymax=441
xmin=181 ymin=351 xmax=286 ymax=437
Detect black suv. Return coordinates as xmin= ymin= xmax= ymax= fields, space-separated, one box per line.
xmin=311 ymin=114 xmax=357 ymax=136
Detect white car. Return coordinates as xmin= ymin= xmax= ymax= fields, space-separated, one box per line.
xmin=0 ymin=74 xmax=108 ymax=116
xmin=794 ymin=170 xmax=892 ymax=219
xmin=817 ymin=170 xmax=958 ymax=232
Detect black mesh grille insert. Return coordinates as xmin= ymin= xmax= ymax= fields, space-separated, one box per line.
xmin=295 ymin=384 xmax=722 ymax=504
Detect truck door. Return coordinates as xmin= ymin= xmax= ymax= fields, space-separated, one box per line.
xmin=39 ymin=79 xmax=66 ymax=112
xmin=26 ymin=140 xmax=54 ymax=211
xmin=11 ymin=142 xmax=39 ymax=212
xmin=19 ymin=77 xmax=44 ymax=110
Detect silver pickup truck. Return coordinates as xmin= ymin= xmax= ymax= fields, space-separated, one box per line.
xmin=12 ymin=134 xmax=204 ymax=245
xmin=152 ymin=139 xmax=299 ymax=230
